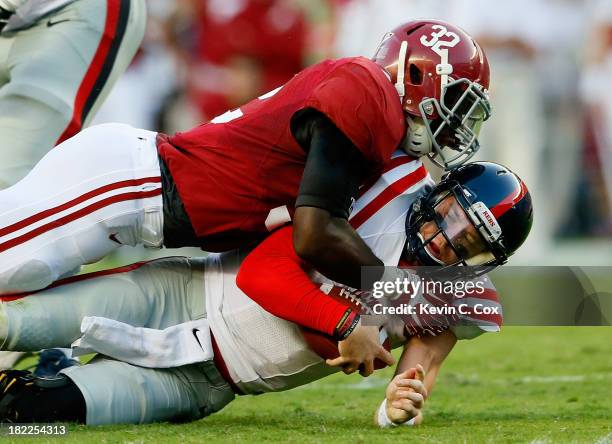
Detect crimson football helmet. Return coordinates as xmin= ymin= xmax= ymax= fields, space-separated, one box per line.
xmin=373 ymin=20 xmax=491 ymax=170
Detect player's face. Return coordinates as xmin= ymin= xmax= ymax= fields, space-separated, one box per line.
xmin=432 ymin=121 xmax=458 ymax=147
xmin=418 ymin=194 xmax=495 ymax=266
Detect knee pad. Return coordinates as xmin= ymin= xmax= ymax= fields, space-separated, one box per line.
xmin=0 ymin=370 xmax=86 ymax=423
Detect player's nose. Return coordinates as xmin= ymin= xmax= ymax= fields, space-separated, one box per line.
xmin=430 ymin=233 xmax=458 ymax=264
xmin=428 ymin=235 xmax=443 ymax=258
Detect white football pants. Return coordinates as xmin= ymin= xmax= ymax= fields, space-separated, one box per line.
xmin=0 ymin=256 xmax=234 ymax=425
xmin=0 ymin=123 xmax=163 ymax=294
xmin=0 ymin=0 xmax=147 ymax=188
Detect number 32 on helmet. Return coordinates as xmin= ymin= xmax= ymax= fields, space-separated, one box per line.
xmin=373 ymin=20 xmax=492 ymax=170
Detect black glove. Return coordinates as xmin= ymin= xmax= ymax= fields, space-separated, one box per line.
xmin=0 ymin=7 xmax=13 ymax=33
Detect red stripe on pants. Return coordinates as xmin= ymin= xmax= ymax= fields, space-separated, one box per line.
xmin=0 ymin=188 xmax=161 ymax=253
xmin=55 ymin=0 xmax=121 ymax=144
xmin=0 ymin=259 xmax=157 ymax=301
xmin=0 ymin=177 xmax=161 ymax=238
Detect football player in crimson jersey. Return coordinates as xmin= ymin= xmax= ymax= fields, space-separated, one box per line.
xmin=0 ymin=20 xmax=490 ymax=295
xmin=0 ymin=159 xmax=531 ymax=426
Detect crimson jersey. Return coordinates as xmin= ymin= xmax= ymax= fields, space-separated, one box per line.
xmin=157 ymin=57 xmax=406 ymax=251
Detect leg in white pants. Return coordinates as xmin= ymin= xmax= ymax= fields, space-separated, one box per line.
xmin=0 ymin=123 xmax=163 ymax=294
xmin=0 ymin=0 xmax=147 ymax=188
xmin=0 ymin=256 xmax=206 ymax=352
xmin=0 ymin=256 xmax=234 ymax=424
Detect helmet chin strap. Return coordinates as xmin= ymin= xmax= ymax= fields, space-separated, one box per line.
xmin=394 ymin=41 xmax=408 ymax=100
xmin=403 ymin=116 xmax=433 ymax=156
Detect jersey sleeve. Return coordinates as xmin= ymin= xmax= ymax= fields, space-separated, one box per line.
xmin=236 ymin=226 xmax=354 ymax=337
xmin=450 ymin=276 xmax=503 ymax=340
xmin=304 ymin=60 xmax=406 ymax=166
xmin=350 ymin=152 xmax=433 ymax=265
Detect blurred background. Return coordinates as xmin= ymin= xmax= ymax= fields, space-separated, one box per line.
xmin=91 ymin=0 xmax=612 ymax=267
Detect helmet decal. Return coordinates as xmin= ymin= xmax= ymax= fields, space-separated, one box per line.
xmin=419 ymin=24 xmax=461 ymax=87
xmin=395 ymin=41 xmax=409 ymax=99
xmin=471 ymin=201 xmax=502 ymax=241
xmin=490 ymin=180 xmax=529 ymax=219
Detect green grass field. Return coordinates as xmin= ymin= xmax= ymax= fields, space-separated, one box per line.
xmin=8 ymin=327 xmax=611 ymax=444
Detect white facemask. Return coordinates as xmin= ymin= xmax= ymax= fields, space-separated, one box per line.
xmin=402 ymin=116 xmax=433 ymax=157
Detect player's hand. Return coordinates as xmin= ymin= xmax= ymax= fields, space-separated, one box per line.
xmin=385 ymin=364 xmax=427 ymax=424
xmin=326 ymin=325 xmax=395 ymax=377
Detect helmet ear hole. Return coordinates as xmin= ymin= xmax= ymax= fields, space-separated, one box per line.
xmin=409 ymin=64 xmax=423 ymax=85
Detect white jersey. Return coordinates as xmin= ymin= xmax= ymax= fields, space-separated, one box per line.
xmin=205 ymin=152 xmax=500 ymax=394
xmin=3 ymin=0 xmax=76 ymax=32
xmin=348 ymin=151 xmax=434 ymax=265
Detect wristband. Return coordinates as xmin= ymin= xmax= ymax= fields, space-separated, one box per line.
xmin=333 ymin=308 xmax=360 ymax=341
xmin=375 ymin=398 xmax=417 ymax=428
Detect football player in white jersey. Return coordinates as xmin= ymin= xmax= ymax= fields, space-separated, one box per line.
xmin=0 ymin=157 xmax=532 ymax=426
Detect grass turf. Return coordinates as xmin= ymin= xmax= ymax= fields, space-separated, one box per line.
xmin=7 ymin=327 xmax=611 ymax=443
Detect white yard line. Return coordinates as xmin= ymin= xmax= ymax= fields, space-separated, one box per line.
xmin=516 ymin=373 xmax=612 ymax=384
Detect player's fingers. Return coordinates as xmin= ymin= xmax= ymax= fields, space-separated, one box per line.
xmin=326 ymin=357 xmax=347 ymax=368
xmin=391 ymin=399 xmax=420 ymax=418
xmin=391 ymin=369 xmax=414 ymax=389
xmin=376 ymin=348 xmax=395 ymax=367
xmin=343 ymin=363 xmax=359 ymax=375
xmin=408 ymin=379 xmax=427 ymax=398
xmin=416 ymin=364 xmax=426 ymax=382
xmin=395 ymin=390 xmax=424 ymax=409
xmin=360 ymin=359 xmax=375 ymax=377
xmin=395 ymin=368 xmax=416 ymax=381
xmin=396 ymin=379 xmax=426 ymax=395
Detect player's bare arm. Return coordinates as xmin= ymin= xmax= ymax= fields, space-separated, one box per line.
xmin=394 ymin=329 xmax=457 ymax=392
xmin=293 ymin=208 xmax=383 ymax=289
xmin=291 ymin=111 xmax=383 ymax=288
xmin=377 ymin=330 xmax=456 ymax=426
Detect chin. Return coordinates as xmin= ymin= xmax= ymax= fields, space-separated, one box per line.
xmin=400 ymin=251 xmax=421 ymax=267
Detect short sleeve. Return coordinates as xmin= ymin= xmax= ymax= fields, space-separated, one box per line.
xmin=304 ymin=59 xmax=406 ymax=166
xmin=450 ymin=276 xmax=503 ymax=340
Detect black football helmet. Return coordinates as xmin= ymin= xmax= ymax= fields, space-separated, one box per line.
xmin=405 ymin=161 xmax=533 ymax=272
